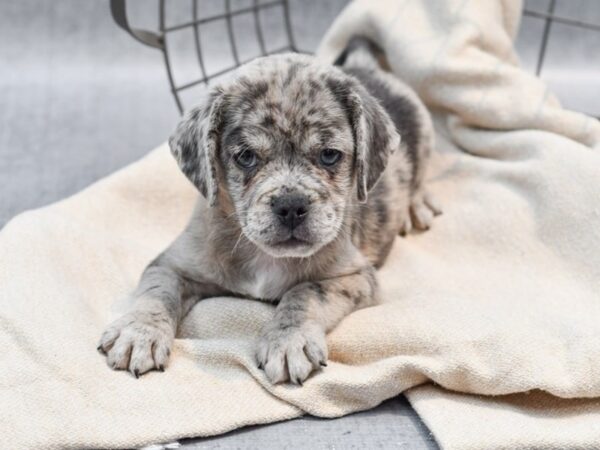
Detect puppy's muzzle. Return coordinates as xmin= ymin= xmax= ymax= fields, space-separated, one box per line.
xmin=271 ymin=194 xmax=309 ymax=230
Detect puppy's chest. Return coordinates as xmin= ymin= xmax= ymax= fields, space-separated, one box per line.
xmin=232 ymin=256 xmax=297 ymax=301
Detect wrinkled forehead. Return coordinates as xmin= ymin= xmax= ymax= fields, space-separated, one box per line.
xmin=220 ymin=56 xmax=352 ymax=153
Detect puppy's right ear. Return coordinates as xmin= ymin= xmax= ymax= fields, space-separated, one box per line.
xmin=169 ymin=88 xmax=225 ymax=206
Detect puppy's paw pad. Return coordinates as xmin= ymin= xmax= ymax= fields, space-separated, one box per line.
xmin=98 ymin=310 xmax=174 ymax=376
xmin=256 ymin=321 xmax=327 ymax=385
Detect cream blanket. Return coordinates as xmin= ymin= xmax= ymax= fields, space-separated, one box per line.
xmin=2 ymin=0 xmax=600 ymax=448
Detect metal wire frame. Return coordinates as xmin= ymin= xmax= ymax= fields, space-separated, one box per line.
xmin=111 ymin=0 xmax=599 ymax=116
xmin=111 ymin=0 xmax=297 ymax=114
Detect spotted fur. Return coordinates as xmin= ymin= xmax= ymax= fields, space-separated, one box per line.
xmin=98 ymin=39 xmax=440 ymax=384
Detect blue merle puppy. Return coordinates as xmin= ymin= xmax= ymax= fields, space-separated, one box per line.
xmin=98 ymin=37 xmax=441 ymax=385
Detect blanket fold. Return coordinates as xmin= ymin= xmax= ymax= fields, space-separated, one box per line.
xmin=2 ymin=0 xmax=600 ymax=449
xmin=317 ymin=0 xmax=600 ymax=448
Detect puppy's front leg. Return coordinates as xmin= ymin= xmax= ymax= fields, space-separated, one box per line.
xmin=256 ymin=266 xmax=378 ymax=385
xmin=97 ymin=257 xmax=221 ymax=377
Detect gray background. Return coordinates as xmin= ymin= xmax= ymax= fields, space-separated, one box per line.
xmin=1 ymin=0 xmax=598 ymax=448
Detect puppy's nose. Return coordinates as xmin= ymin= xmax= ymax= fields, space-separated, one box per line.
xmin=271 ymin=194 xmax=309 ymax=229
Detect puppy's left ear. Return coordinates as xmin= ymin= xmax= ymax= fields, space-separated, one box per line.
xmin=168 ymin=88 xmax=226 ymax=206
xmin=333 ymin=78 xmax=400 ymax=202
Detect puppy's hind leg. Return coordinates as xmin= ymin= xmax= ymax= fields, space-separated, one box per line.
xmin=402 ymin=137 xmax=442 ymax=234
xmin=409 ymin=187 xmax=442 ymax=231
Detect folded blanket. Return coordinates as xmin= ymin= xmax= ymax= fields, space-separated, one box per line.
xmin=2 ymin=0 xmax=600 ymax=449
xmin=318 ymin=0 xmax=600 ymax=448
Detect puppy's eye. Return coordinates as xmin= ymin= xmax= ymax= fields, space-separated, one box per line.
xmin=319 ymin=148 xmax=342 ymax=167
xmin=234 ymin=149 xmax=258 ymax=169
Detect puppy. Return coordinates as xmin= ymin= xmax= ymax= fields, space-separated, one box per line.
xmin=98 ymin=37 xmax=440 ymax=385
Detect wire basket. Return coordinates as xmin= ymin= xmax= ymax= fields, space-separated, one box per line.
xmin=110 ymin=0 xmax=600 ymax=117
xmin=111 ymin=0 xmax=300 ymax=113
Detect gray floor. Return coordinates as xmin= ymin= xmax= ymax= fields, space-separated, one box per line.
xmin=1 ymin=1 xmax=598 ymax=449
xmin=181 ymin=396 xmax=437 ymax=450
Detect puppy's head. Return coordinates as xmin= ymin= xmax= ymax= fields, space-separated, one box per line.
xmin=169 ymin=54 xmax=399 ymax=258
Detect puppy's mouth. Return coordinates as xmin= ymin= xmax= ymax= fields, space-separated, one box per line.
xmin=260 ymin=232 xmax=318 ymax=258
xmin=272 ymin=236 xmax=310 ymax=250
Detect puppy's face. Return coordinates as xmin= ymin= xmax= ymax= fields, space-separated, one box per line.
xmin=219 ymin=66 xmax=355 ymax=257
xmin=170 ymin=54 xmax=400 ymax=259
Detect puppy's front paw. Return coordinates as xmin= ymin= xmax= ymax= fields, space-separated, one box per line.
xmin=97 ymin=310 xmax=174 ymax=377
xmin=256 ymin=321 xmax=327 ymax=385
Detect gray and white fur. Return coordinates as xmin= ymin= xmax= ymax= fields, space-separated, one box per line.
xmin=98 ymin=37 xmax=441 ymax=385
